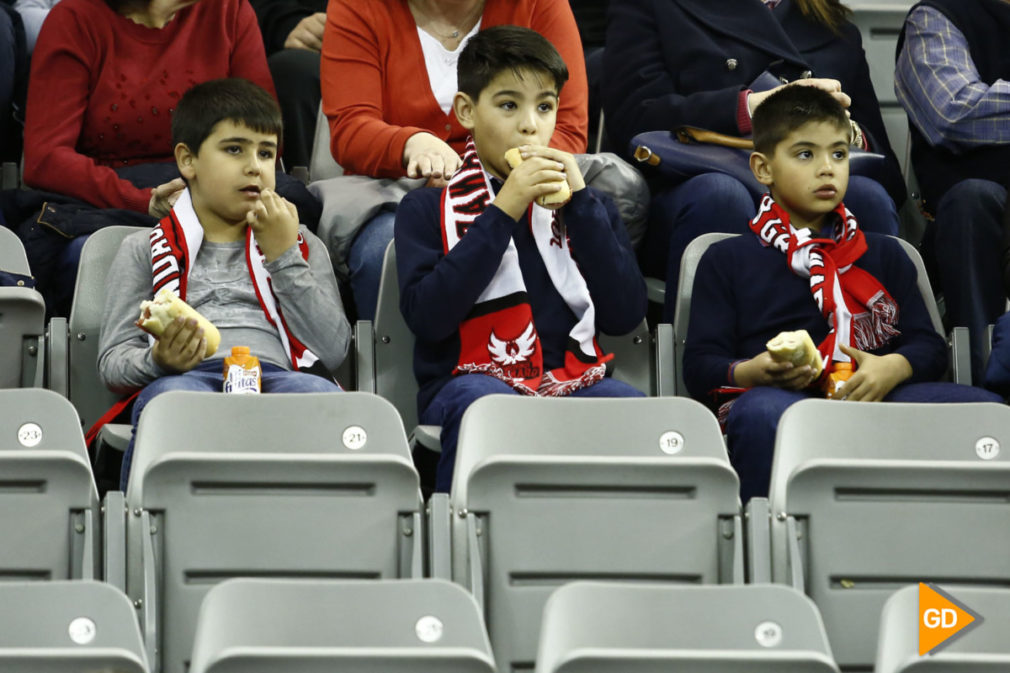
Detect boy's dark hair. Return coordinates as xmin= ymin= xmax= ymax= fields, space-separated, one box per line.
xmin=171 ymin=78 xmax=282 ymax=153
xmin=457 ymin=25 xmax=569 ymax=100
xmin=752 ymin=85 xmax=849 ymax=155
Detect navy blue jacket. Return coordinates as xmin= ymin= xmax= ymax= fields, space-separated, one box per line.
xmin=396 ymin=186 xmax=647 ymax=415
xmin=602 ymin=0 xmax=906 ymax=205
xmin=683 ymin=231 xmax=947 ymax=401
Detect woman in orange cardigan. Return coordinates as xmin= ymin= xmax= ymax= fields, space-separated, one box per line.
xmin=319 ymin=0 xmax=588 ymax=320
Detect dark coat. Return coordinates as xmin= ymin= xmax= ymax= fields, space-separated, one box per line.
xmin=602 ymin=0 xmax=906 ymax=204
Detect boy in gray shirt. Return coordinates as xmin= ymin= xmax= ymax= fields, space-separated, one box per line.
xmin=99 ymin=78 xmax=350 ymax=489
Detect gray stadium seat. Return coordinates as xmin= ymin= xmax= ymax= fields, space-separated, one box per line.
xmin=536 ymin=582 xmax=839 ymax=672
xmin=766 ymin=399 xmax=1010 ymax=670
xmin=0 ymin=388 xmax=99 ymax=581
xmin=123 ymin=390 xmax=423 ymax=673
xmin=0 ymin=580 xmax=148 ymax=672
xmin=189 ymin=578 xmax=496 ymax=673
xmin=876 ymin=585 xmax=1010 ymax=672
xmin=440 ymin=394 xmax=741 ymax=672
xmin=46 ymin=225 xmax=146 ymax=445
xmin=672 ymin=233 xmax=968 ymax=395
xmin=356 ymin=242 xmax=675 ymax=450
xmin=0 ymin=226 xmax=45 ymax=388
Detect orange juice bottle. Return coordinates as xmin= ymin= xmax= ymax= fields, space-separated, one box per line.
xmin=223 ymin=346 xmax=261 ymax=394
xmin=824 ymin=362 xmax=854 ymax=399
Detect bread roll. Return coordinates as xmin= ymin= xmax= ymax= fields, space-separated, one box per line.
xmin=766 ymin=329 xmax=823 ymax=377
xmin=504 ymin=147 xmax=572 ymax=207
xmin=136 ymin=288 xmax=220 ymax=358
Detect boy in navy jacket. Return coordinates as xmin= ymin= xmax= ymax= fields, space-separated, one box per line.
xmin=395 ymin=26 xmax=646 ymax=492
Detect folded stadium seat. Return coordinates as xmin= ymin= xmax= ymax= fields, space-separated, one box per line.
xmin=121 ymin=390 xmax=423 ymax=673
xmin=0 ymin=226 xmax=45 ymax=388
xmin=760 ymin=399 xmax=1010 ymax=670
xmin=0 ymin=388 xmax=100 ymax=581
xmin=536 ymin=582 xmax=839 ymax=672
xmin=46 ymin=225 xmax=146 ymax=457
xmin=876 ymin=585 xmax=1010 ymax=672
xmin=432 ymin=394 xmax=741 ymax=672
xmin=356 ymin=241 xmax=676 ymax=456
xmin=0 ymin=580 xmax=148 ymax=672
xmin=672 ymin=233 xmax=971 ymax=396
xmin=189 ymin=577 xmax=496 ymax=673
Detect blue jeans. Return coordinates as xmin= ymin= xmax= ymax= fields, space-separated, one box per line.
xmin=725 ymin=382 xmax=1004 ymax=503
xmin=421 ymin=374 xmax=645 ymax=492
xmin=644 ymin=173 xmax=900 ymax=321
xmin=932 ymin=179 xmax=1007 ymax=385
xmin=348 ymin=209 xmax=396 ymax=321
xmin=119 ymin=360 xmax=342 ymax=489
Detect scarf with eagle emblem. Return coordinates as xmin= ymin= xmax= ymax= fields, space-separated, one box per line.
xmin=440 ymin=138 xmax=611 ymax=396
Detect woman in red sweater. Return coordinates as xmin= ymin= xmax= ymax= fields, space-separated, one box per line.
xmin=317 ymin=0 xmax=588 ymax=320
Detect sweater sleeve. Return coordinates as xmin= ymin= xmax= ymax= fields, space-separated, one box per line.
xmin=396 ymin=189 xmax=519 ymax=343
xmin=97 ymin=233 xmax=167 ymax=394
xmin=262 ymin=228 xmax=351 ymax=374
xmin=22 ymin=6 xmax=153 ymax=212
xmin=228 ymin=0 xmax=278 ymax=97
xmin=878 ymin=237 xmax=948 ymax=383
xmin=682 ymin=244 xmax=744 ymax=400
xmin=529 ymin=0 xmax=588 ymax=154
xmin=320 ymin=0 xmax=429 ymax=177
xmin=564 ymin=188 xmax=646 ymax=335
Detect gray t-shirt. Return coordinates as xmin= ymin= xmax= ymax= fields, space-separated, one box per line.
xmin=98 ymin=227 xmax=350 ymax=394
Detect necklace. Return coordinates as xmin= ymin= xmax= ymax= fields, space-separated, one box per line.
xmin=408 ymin=0 xmax=483 ymax=44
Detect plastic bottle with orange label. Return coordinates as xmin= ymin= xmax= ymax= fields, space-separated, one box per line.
xmin=824 ymin=361 xmax=854 ymax=399
xmin=223 ymin=346 xmax=262 ymax=394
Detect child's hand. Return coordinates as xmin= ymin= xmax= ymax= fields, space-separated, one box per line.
xmin=833 ymin=344 xmax=912 ymax=401
xmin=517 ymin=145 xmax=586 ymax=194
xmin=247 ymin=189 xmax=299 ymax=262
xmin=733 ymin=351 xmax=818 ymax=390
xmin=151 ymin=316 xmax=206 ymax=374
xmin=495 ymin=150 xmax=569 ymax=221
xmin=148 ymin=178 xmax=186 ymax=218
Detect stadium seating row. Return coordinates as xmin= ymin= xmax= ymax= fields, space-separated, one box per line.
xmin=1 ymin=387 xmax=1008 ymax=672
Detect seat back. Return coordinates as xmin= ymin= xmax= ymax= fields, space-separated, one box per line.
xmin=365 ymin=242 xmax=665 ymax=432
xmin=876 ymin=585 xmax=1010 ymax=672
xmin=0 ymin=389 xmax=99 ymax=581
xmin=66 ymin=226 xmax=147 ymax=431
xmin=537 ymin=582 xmax=839 ymax=672
xmin=0 ymin=227 xmax=45 ymax=388
xmin=0 ymin=580 xmax=148 ymax=672
xmin=124 ymin=391 xmax=423 ymax=673
xmin=308 ymin=103 xmax=344 ymax=183
xmin=189 ymin=578 xmax=496 ymax=673
xmin=673 ymin=233 xmax=950 ymax=394
xmin=451 ymin=395 xmax=741 ymax=672
xmin=769 ymin=399 xmax=1010 ymax=669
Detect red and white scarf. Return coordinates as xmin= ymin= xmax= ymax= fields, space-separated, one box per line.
xmin=749 ymin=193 xmax=900 ymax=366
xmin=440 ymin=138 xmax=611 ymax=396
xmin=149 ymin=188 xmax=323 ymax=374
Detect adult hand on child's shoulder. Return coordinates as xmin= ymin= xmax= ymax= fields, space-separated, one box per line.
xmin=284 ymin=12 xmax=326 ymax=52
xmin=832 ymin=344 xmax=912 ymax=402
xmin=247 ymin=189 xmax=300 ymax=262
xmin=733 ymin=351 xmax=817 ymax=390
xmin=495 ymin=148 xmax=569 ymax=221
xmin=151 ymin=317 xmax=207 ymax=374
xmin=403 ymin=132 xmax=462 ymax=186
xmin=148 ymin=178 xmax=186 ymax=219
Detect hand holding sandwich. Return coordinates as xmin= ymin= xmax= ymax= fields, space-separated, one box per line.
xmin=246 ymin=189 xmax=300 ymax=262
xmin=732 ymin=351 xmax=819 ymax=390
xmin=495 ymin=145 xmax=584 ymax=221
xmin=151 ymin=317 xmax=207 ymax=374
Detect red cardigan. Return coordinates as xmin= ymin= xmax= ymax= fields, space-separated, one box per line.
xmin=320 ymin=0 xmax=588 ymax=178
xmin=23 ymin=0 xmax=275 ymax=212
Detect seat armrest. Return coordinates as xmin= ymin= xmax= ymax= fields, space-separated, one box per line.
xmin=102 ymin=491 xmax=127 ymax=591
xmin=355 ymin=319 xmax=376 ymax=392
xmin=745 ymin=497 xmax=772 ymax=583
xmin=950 ymin=326 xmax=972 ymax=386
xmin=45 ymin=317 xmax=69 ymax=395
xmin=427 ymin=493 xmax=452 ymax=580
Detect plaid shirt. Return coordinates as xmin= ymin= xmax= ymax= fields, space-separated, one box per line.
xmin=895 ymin=5 xmax=1010 ymax=152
